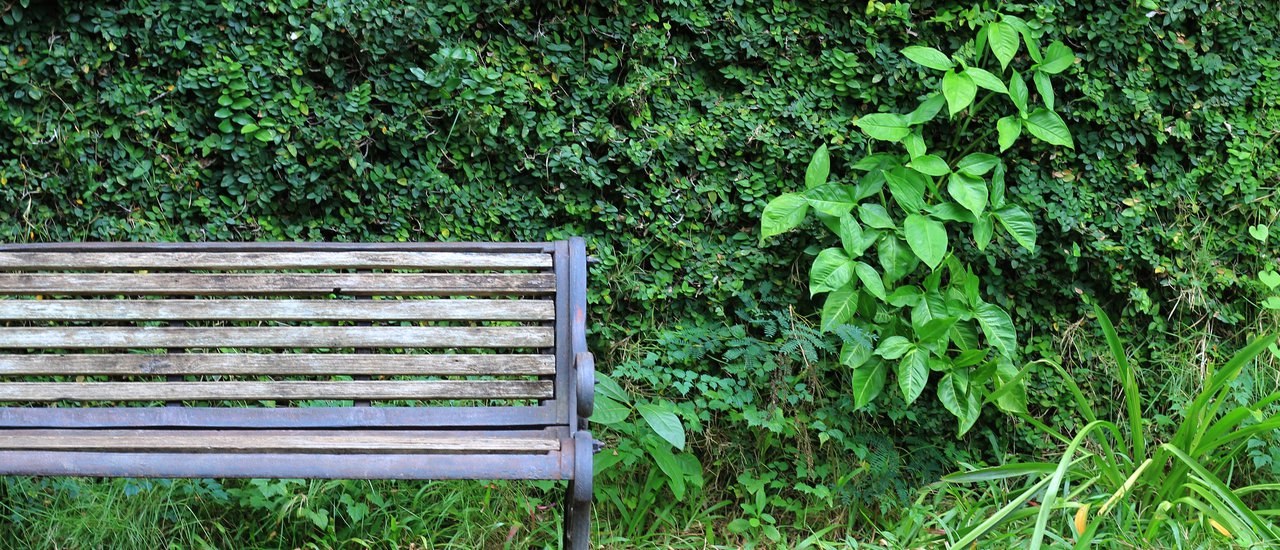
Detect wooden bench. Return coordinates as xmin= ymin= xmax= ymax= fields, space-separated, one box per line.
xmin=0 ymin=239 xmax=596 ymax=549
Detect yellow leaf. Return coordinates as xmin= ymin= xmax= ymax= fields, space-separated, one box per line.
xmin=1209 ymin=518 xmax=1232 ymax=538
xmin=1075 ymin=503 xmax=1090 ymax=536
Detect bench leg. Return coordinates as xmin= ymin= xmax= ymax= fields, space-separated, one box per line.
xmin=563 ymin=430 xmax=593 ymax=550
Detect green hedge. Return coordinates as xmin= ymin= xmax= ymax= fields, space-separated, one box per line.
xmin=2 ymin=0 xmax=1278 ymax=531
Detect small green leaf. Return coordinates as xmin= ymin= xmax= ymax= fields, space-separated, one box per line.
xmin=1264 ymin=297 xmax=1280 ymax=310
xmin=1259 ymin=270 xmax=1280 ymax=290
xmin=253 ymin=129 xmax=274 ymax=142
xmin=974 ymin=214 xmax=995 ymax=251
xmin=898 ymin=348 xmax=929 ymax=404
xmin=995 ymin=205 xmax=1037 ymax=252
xmin=820 ymin=284 xmax=859 ymax=332
xmin=1033 ymin=70 xmax=1055 ymax=110
xmin=909 ymin=154 xmax=950 ymax=177
xmin=964 ymin=67 xmax=1008 ymax=93
xmin=760 ymin=193 xmax=809 ymax=241
xmin=997 ymin=116 xmax=1022 ymax=151
xmin=853 ymin=261 xmax=886 ymax=300
xmin=1037 ymin=41 xmax=1076 ymax=74
xmin=942 ymin=70 xmax=977 ymax=116
xmin=955 ymin=153 xmax=1000 ymax=176
xmin=904 ymin=214 xmax=948 ymax=270
xmin=805 ymin=144 xmax=830 ymax=189
xmin=810 ymin=248 xmax=855 ymax=295
xmin=851 ymin=359 xmax=887 ymax=409
xmin=1248 ymin=224 xmax=1269 ymax=242
xmin=214 ymin=107 xmax=233 ymax=119
xmin=1024 ymin=108 xmax=1074 ymax=148
xmin=988 ymin=21 xmax=1019 ymax=70
xmin=902 ymin=46 xmax=954 ymax=71
xmin=975 ymin=302 xmax=1017 ymax=356
xmin=636 ymin=403 xmax=685 ymax=450
xmin=856 ymin=113 xmax=910 ymax=142
xmin=1009 ymin=71 xmax=1029 ymax=114
xmin=947 ymin=172 xmax=988 ymax=217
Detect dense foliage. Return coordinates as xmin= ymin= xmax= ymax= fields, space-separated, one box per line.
xmin=2 ymin=0 xmax=1278 ymax=547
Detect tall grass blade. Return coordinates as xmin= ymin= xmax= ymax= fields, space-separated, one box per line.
xmin=1093 ymin=304 xmax=1145 ymax=462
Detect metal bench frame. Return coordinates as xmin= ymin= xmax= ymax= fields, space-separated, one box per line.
xmin=0 ymin=238 xmax=595 ymax=549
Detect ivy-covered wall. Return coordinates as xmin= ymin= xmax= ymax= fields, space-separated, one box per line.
xmin=2 ymin=0 xmax=1278 ymax=515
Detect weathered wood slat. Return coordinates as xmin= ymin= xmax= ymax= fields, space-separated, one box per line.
xmin=0 ymin=299 xmax=555 ymax=321
xmin=0 ymin=380 xmax=553 ymax=401
xmin=0 ymin=327 xmax=553 ymax=349
xmin=0 ymin=252 xmax=552 ymax=271
xmin=0 ymin=242 xmax=554 ymax=253
xmin=0 ymin=354 xmax=556 ymax=376
xmin=0 ymin=273 xmax=555 ymax=296
xmin=0 ymin=429 xmax=560 ymax=453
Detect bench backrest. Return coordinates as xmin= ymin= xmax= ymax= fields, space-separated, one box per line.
xmin=0 ymin=240 xmax=589 ymax=431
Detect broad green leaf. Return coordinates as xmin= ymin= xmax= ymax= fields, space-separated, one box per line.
xmin=909 ymin=154 xmax=950 ymax=177
xmin=1038 ymin=41 xmax=1075 ymax=74
xmin=988 ymin=21 xmax=1019 ymax=70
xmin=884 ymin=168 xmax=928 ymax=213
xmin=947 ymin=172 xmax=988 ymax=216
xmin=855 ymin=113 xmax=910 ymax=142
xmin=904 ymin=214 xmax=948 ymax=270
xmin=929 ymin=202 xmax=976 ymax=223
xmin=937 ymin=373 xmax=965 ymax=421
xmin=898 ymin=348 xmax=929 ymax=404
xmin=878 ymin=236 xmax=918 ymax=282
xmin=803 ymin=184 xmax=856 ymax=216
xmin=851 ymin=153 xmax=898 ymax=172
xmin=875 ymin=336 xmax=913 ymax=360
xmin=1024 ymin=108 xmax=1074 ymax=148
xmin=995 ymin=205 xmax=1037 ymax=251
xmin=997 ymin=116 xmax=1022 ymax=151
xmin=975 ymin=301 xmax=1017 ymax=356
xmin=907 ymin=93 xmax=946 ymax=125
xmin=887 ymin=285 xmax=923 ymax=307
xmin=1009 ymin=70 xmax=1029 ymax=114
xmin=902 ymin=132 xmax=926 ymax=159
xmin=760 ymin=193 xmax=808 ymax=241
xmin=637 ymin=403 xmax=685 ymax=450
xmin=964 ymin=67 xmax=1008 ymax=93
xmin=837 ymin=215 xmax=872 ymax=258
xmin=646 ymin=442 xmax=686 ymax=500
xmin=916 ymin=316 xmax=958 ymax=343
xmin=840 ymin=340 xmax=872 ymax=368
xmin=993 ymin=359 xmax=1029 ymax=414
xmin=810 ymin=248 xmax=855 ymax=295
xmin=942 ymin=70 xmax=977 ymax=116
xmin=957 ymin=391 xmax=981 ymax=435
xmin=592 ymin=395 xmax=630 ymax=425
xmin=990 ymin=164 xmax=1008 ymax=209
xmin=901 ymin=46 xmax=954 ymax=71
xmin=974 ymin=213 xmax=995 ymax=250
xmin=805 ymin=144 xmax=830 ymax=189
xmin=955 ymin=153 xmax=1000 ymax=176
xmin=859 ymin=204 xmax=895 ymax=229
xmin=851 ymin=359 xmax=888 ymax=409
xmin=820 ymin=285 xmax=859 ymax=332
xmin=853 ymin=261 xmax=886 ymax=300
xmin=1033 ymin=70 xmax=1055 ymax=110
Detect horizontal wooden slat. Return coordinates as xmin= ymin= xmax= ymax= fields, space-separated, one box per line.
xmin=0 ymin=252 xmax=552 ymax=271
xmin=0 ymin=242 xmax=555 ymax=253
xmin=0 ymin=354 xmax=556 ymax=376
xmin=0 ymin=380 xmax=553 ymax=401
xmin=0 ymin=405 xmax=562 ymax=429
xmin=0 ymin=429 xmax=560 ymax=453
xmin=0 ymin=299 xmax=555 ymax=321
xmin=0 ymin=273 xmax=555 ymax=296
xmin=0 ymin=327 xmax=553 ymax=349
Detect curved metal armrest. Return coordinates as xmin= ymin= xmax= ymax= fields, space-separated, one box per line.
xmin=574 ymin=351 xmax=594 ymax=419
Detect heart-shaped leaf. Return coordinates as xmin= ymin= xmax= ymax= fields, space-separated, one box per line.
xmin=904 ymin=214 xmax=948 ymax=270
xmin=1248 ymin=224 xmax=1270 ymax=242
xmin=942 ymin=70 xmax=977 ymax=116
xmin=1260 ymin=270 xmax=1280 ymax=290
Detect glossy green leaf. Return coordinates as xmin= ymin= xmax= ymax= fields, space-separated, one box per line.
xmin=837 ymin=215 xmax=873 ymax=258
xmin=975 ymin=301 xmax=1017 ymax=356
xmin=988 ymin=21 xmax=1019 ymax=70
xmin=805 ymin=144 xmax=830 ymax=189
xmin=809 ymin=248 xmax=855 ymax=295
xmin=637 ymin=403 xmax=685 ymax=450
xmin=840 ymin=340 xmax=872 ymax=369
xmin=879 ymin=235 xmax=919 ymax=283
xmin=1038 ymin=41 xmax=1075 ymax=74
xmin=803 ymin=184 xmax=856 ymax=216
xmin=955 ymin=153 xmax=1000 ymax=176
xmin=876 ymin=336 xmax=913 ymax=360
xmin=898 ymin=348 xmax=929 ymax=404
xmin=1009 ymin=70 xmax=1029 ymax=114
xmin=1033 ymin=70 xmax=1055 ymax=110
xmin=907 ymin=93 xmax=946 ymax=125
xmin=853 ymin=261 xmax=887 ymax=300
xmin=974 ymin=213 xmax=995 ymax=251
xmin=820 ymin=285 xmax=859 ymax=332
xmin=964 ymin=67 xmax=1008 ymax=93
xmin=901 ymin=46 xmax=954 ymax=71
xmin=859 ymin=204 xmax=895 ymax=229
xmin=1024 ymin=108 xmax=1074 ymax=148
xmin=760 ymin=193 xmax=809 ymax=241
xmin=904 ymin=214 xmax=948 ymax=270
xmin=947 ymin=172 xmax=988 ymax=217
xmin=929 ymin=202 xmax=977 ymax=223
xmin=909 ymin=154 xmax=950 ymax=177
xmin=997 ymin=116 xmax=1022 ymax=151
xmin=851 ymin=359 xmax=888 ymax=410
xmin=942 ymin=70 xmax=977 ymax=116
xmin=884 ymin=167 xmax=928 ymax=214
xmin=592 ymin=395 xmax=630 ymax=425
xmin=995 ymin=205 xmax=1037 ymax=252
xmin=855 ymin=113 xmax=910 ymax=142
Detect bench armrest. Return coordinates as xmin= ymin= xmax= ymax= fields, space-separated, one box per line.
xmin=574 ymin=351 xmax=594 ymax=419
